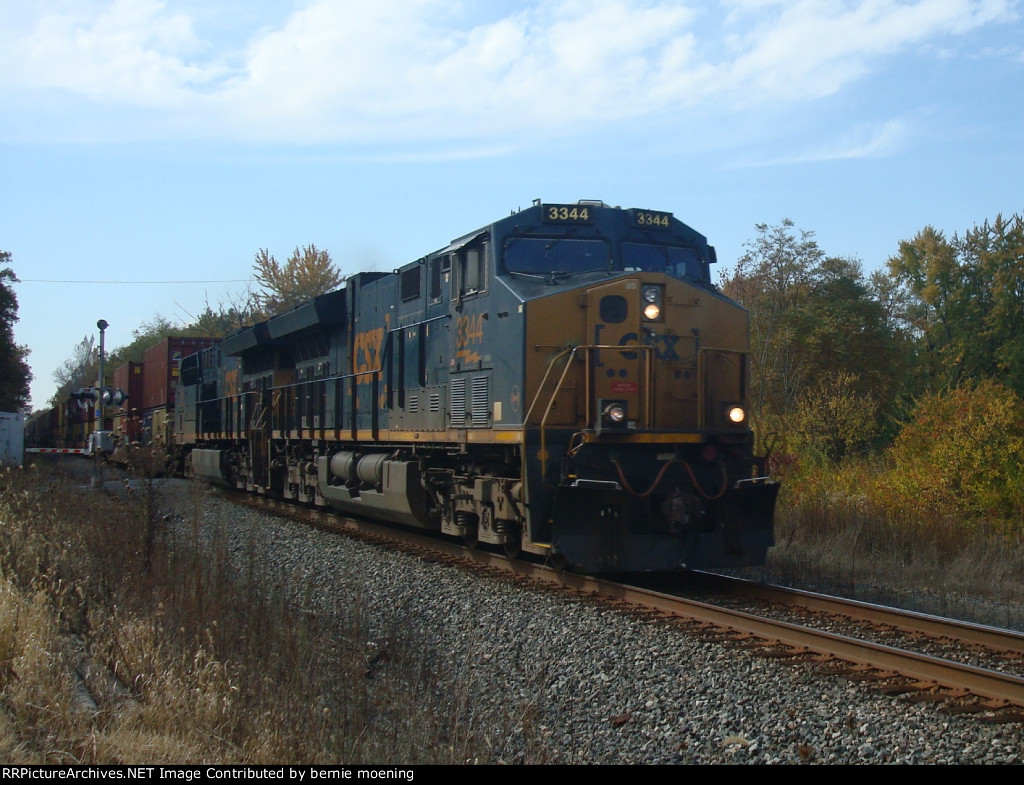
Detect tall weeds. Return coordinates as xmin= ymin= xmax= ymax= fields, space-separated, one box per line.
xmin=0 ymin=459 xmax=492 ymax=764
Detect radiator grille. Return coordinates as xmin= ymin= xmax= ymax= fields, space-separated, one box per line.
xmin=471 ymin=377 xmax=489 ymax=427
xmin=450 ymin=379 xmax=466 ymax=428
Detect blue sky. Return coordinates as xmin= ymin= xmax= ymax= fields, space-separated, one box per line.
xmin=2 ymin=0 xmax=1022 ymax=410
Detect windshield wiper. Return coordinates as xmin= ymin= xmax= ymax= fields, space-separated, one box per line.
xmin=545 ymin=266 xmax=610 ymax=284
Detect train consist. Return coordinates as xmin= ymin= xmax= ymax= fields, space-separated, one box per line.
xmin=36 ymin=200 xmax=780 ymax=573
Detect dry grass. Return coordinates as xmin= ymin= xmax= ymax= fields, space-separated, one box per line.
xmin=0 ymin=459 xmax=496 ymax=764
xmin=764 ymin=488 xmax=1024 ymax=628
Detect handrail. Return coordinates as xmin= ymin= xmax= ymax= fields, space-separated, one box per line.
xmin=524 ymin=343 xmax=655 ymax=483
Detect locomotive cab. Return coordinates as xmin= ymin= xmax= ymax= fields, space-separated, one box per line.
xmin=499 ymin=203 xmax=778 ymax=572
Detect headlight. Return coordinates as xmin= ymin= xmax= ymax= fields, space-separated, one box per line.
xmin=603 ymin=403 xmax=626 ymax=424
xmin=727 ymin=406 xmax=746 ymax=424
xmin=642 ymin=285 xmax=663 ymax=321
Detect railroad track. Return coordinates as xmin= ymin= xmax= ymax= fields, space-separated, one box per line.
xmin=232 ymin=491 xmax=1024 ymax=723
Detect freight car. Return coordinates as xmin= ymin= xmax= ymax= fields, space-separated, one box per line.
xmin=172 ymin=200 xmax=778 ymax=574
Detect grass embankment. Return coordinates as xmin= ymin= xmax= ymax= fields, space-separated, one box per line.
xmin=0 ymin=459 xmax=490 ymax=765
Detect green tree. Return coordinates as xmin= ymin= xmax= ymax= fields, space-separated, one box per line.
xmin=108 ymin=316 xmax=177 ymax=366
xmin=885 ymin=226 xmax=969 ymax=392
xmin=722 ymin=221 xmax=908 ymax=456
xmin=52 ymin=335 xmax=97 ymax=405
xmin=186 ymin=291 xmax=259 ymax=339
xmin=0 ymin=255 xmax=32 ymax=411
xmin=962 ymin=214 xmax=1024 ymax=394
xmin=252 ymin=244 xmax=345 ymax=315
xmin=720 ymin=219 xmax=822 ymax=418
xmin=885 ymin=213 xmax=1024 ymax=399
xmin=804 ymin=256 xmax=907 ymax=421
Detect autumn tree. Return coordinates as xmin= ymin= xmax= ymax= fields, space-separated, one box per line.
xmin=0 ymin=255 xmax=32 ymax=411
xmin=882 ymin=380 xmax=1024 ymax=522
xmin=252 ymin=244 xmax=345 ymax=315
xmin=789 ymin=371 xmax=879 ymax=464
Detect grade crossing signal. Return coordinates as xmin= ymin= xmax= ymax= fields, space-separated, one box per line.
xmin=69 ymin=387 xmax=129 ymax=406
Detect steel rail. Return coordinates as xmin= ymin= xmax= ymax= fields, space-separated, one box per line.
xmin=693 ymin=571 xmax=1024 ymax=656
xmin=237 ymin=493 xmax=1024 ymax=710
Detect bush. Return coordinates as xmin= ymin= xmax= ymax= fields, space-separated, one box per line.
xmin=881 ymin=380 xmax=1024 ymax=525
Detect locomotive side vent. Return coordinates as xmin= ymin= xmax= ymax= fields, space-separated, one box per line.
xmin=471 ymin=376 xmax=489 ymax=427
xmin=451 ymin=378 xmax=467 ymax=428
xmin=408 ymin=394 xmax=419 ymax=414
xmin=430 ymin=393 xmax=440 ymax=412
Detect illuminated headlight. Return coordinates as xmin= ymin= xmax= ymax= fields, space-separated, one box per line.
xmin=603 ymin=403 xmax=627 ymax=424
xmin=642 ymin=285 xmax=663 ymax=321
xmin=727 ymin=406 xmax=746 ymax=424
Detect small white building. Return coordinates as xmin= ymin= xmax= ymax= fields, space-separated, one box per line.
xmin=0 ymin=412 xmax=24 ymax=467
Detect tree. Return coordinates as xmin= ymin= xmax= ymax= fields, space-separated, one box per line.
xmin=719 ymin=219 xmax=822 ymax=419
xmin=884 ymin=213 xmax=1024 ymax=398
xmin=108 ymin=316 xmax=177 ymax=366
xmin=884 ymin=380 xmax=1024 ymax=521
xmin=789 ymin=371 xmax=879 ymax=464
xmin=52 ymin=335 xmax=97 ymax=406
xmin=186 ymin=290 xmax=260 ymax=339
xmin=721 ymin=221 xmax=908 ymax=456
xmin=803 ymin=255 xmax=907 ymax=421
xmin=252 ymin=244 xmax=345 ymax=315
xmin=962 ymin=214 xmax=1024 ymax=394
xmin=0 ymin=254 xmax=32 ymax=411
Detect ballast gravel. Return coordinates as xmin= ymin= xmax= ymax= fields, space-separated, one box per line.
xmin=163 ymin=481 xmax=1023 ymax=765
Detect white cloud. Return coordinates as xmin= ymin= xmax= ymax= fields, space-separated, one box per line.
xmin=0 ymin=0 xmax=1017 ymax=144
xmin=735 ymin=118 xmax=913 ymax=167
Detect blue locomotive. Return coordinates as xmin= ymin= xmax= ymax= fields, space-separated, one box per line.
xmin=175 ymin=200 xmax=778 ymax=573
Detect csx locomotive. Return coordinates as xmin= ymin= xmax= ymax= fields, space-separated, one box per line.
xmin=175 ymin=200 xmax=778 ymax=573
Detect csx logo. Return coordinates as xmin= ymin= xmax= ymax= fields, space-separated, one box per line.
xmin=353 ymin=323 xmax=386 ymax=383
xmin=593 ymin=325 xmax=681 ymax=362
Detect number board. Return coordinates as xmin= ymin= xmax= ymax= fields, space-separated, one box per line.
xmin=630 ymin=209 xmax=673 ymax=230
xmin=542 ymin=204 xmax=594 ymax=224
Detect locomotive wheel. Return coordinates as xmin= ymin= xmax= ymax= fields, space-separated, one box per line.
xmin=462 ymin=529 xmax=479 ymax=549
xmin=503 ymin=539 xmax=522 ymax=558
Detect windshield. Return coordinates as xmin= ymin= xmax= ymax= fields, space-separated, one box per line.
xmin=622 ymin=243 xmax=706 ymax=282
xmin=504 ymin=237 xmax=610 ymax=275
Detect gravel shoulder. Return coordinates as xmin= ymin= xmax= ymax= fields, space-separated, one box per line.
xmin=146 ymin=478 xmax=1024 ymax=765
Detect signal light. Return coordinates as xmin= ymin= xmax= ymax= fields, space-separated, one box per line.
xmin=103 ymin=388 xmax=128 ymax=407
xmin=72 ymin=387 xmax=129 ymax=407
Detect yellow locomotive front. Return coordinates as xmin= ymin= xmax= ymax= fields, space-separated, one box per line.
xmin=506 ymin=203 xmax=777 ymax=572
